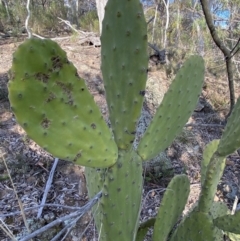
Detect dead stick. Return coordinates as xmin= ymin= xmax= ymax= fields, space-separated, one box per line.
xmin=37 ymin=158 xmax=59 ymax=218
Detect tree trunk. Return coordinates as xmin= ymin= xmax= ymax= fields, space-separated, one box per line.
xmin=96 ymin=0 xmax=108 ymax=34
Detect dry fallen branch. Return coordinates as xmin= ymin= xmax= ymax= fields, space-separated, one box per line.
xmin=18 ymin=191 xmax=102 ymax=241
xmin=0 ymin=203 xmax=88 ymax=218
xmin=185 ymin=123 xmax=225 ymax=128
xmin=37 ymin=158 xmax=59 ymax=218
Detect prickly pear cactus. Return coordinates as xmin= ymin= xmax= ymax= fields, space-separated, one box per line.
xmin=8 ymin=38 xmax=117 ymax=168
xmin=201 ymin=140 xmax=220 ymax=186
xmin=8 ymin=0 xmax=207 ymax=240
xmin=137 ymin=56 xmax=204 ymax=161
xmin=217 ymin=97 xmax=240 ymax=156
xmin=214 ymin=211 xmax=240 ymax=234
xmin=169 ymin=210 xmax=216 ymax=241
xmin=101 ymin=0 xmax=148 ymax=150
xmin=153 ymin=175 xmax=190 ymax=241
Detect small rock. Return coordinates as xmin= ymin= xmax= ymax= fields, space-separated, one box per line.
xmin=214 ymin=195 xmax=219 ymax=202
xmin=223 ymin=184 xmax=231 ymax=193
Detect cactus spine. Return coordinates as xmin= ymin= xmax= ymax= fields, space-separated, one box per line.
xmin=8 ymin=0 xmax=240 ymax=240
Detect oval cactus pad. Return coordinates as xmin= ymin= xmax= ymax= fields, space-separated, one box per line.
xmin=101 ymin=0 xmax=148 ymax=149
xmin=137 ymin=55 xmax=205 ymax=161
xmin=8 ymin=38 xmax=117 ymax=168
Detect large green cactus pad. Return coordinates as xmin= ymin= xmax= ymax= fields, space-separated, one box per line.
xmin=8 ymin=38 xmax=117 ymax=168
xmin=153 ymin=175 xmax=190 ymax=241
xmin=217 ymin=97 xmax=240 ymax=156
xmin=201 ymin=140 xmax=220 ymax=186
xmin=213 ymin=211 xmax=240 ymax=234
xmin=137 ymin=55 xmax=204 ymax=161
xmin=101 ymin=0 xmax=148 ymax=149
xmin=198 ymin=152 xmax=226 ymax=212
xmin=169 ymin=211 xmax=216 ymax=241
xmin=95 ymin=150 xmax=143 ymax=241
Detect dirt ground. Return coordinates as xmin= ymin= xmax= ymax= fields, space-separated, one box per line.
xmin=0 ymin=35 xmax=240 ymax=241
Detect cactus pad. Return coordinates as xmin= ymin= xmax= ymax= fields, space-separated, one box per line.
xmin=210 ymin=201 xmax=229 ymax=241
xmin=199 ymin=152 xmax=226 ymax=212
xmin=153 ymin=175 xmax=190 ymax=241
xmin=213 ymin=211 xmax=240 ymax=234
xmin=201 ymin=140 xmax=220 ymax=186
xmin=210 ymin=201 xmax=229 ymax=219
xmin=169 ymin=210 xmax=216 ymax=241
xmin=101 ymin=0 xmax=148 ymax=149
xmin=8 ymin=38 xmax=118 ymax=168
xmin=217 ymin=97 xmax=240 ymax=156
xmin=94 ymin=150 xmax=143 ymax=241
xmin=137 ymin=55 xmax=204 ymax=161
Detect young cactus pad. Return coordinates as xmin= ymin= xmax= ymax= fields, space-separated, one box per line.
xmin=101 ymin=0 xmax=148 ymax=150
xmin=201 ymin=140 xmax=220 ymax=186
xmin=213 ymin=211 xmax=240 ymax=234
xmin=137 ymin=55 xmax=205 ymax=161
xmin=217 ymin=97 xmax=240 ymax=156
xmin=153 ymin=175 xmax=190 ymax=241
xmin=8 ymin=38 xmax=118 ymax=168
xmin=169 ymin=210 xmax=216 ymax=241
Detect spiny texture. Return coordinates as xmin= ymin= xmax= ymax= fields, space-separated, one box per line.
xmin=169 ymin=210 xmax=216 ymax=241
xmin=210 ymin=202 xmax=229 ymax=219
xmin=213 ymin=211 xmax=240 ymax=234
xmin=137 ymin=55 xmax=204 ymax=161
xmin=8 ymin=38 xmax=117 ymax=168
xmin=201 ymin=140 xmax=220 ymax=186
xmin=198 ymin=152 xmax=226 ymax=212
xmin=86 ymin=150 xmax=143 ymax=241
xmin=153 ymin=175 xmax=190 ymax=241
xmin=101 ymin=0 xmax=148 ymax=149
xmin=217 ymin=97 xmax=240 ymax=156
xmin=85 ymin=166 xmax=106 ymax=228
xmin=210 ymin=202 xmax=229 ymax=241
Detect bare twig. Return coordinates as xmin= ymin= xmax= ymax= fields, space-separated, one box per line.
xmin=19 ymin=191 xmax=102 ymax=241
xmin=25 ymin=0 xmax=32 ymax=38
xmin=151 ymin=4 xmax=158 ymax=43
xmin=50 ymin=217 xmax=77 ymax=241
xmin=0 ymin=219 xmax=17 ymax=241
xmin=0 ymin=203 xmax=87 ymax=218
xmin=147 ymin=16 xmax=154 ymax=25
xmin=232 ymin=196 xmax=239 ymax=215
xmin=57 ymin=17 xmax=78 ymax=33
xmin=230 ymin=37 xmax=240 ymax=58
xmin=37 ymin=158 xmax=59 ymax=218
xmin=2 ymin=156 xmax=31 ymax=234
xmin=185 ymin=123 xmax=225 ymax=128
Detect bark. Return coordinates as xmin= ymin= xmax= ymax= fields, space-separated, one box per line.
xmin=200 ymin=0 xmax=235 ymax=116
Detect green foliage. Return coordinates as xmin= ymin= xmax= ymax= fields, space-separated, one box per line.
xmin=79 ymin=10 xmax=99 ymax=33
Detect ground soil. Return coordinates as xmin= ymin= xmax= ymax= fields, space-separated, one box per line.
xmin=0 ymin=35 xmax=240 ymax=241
